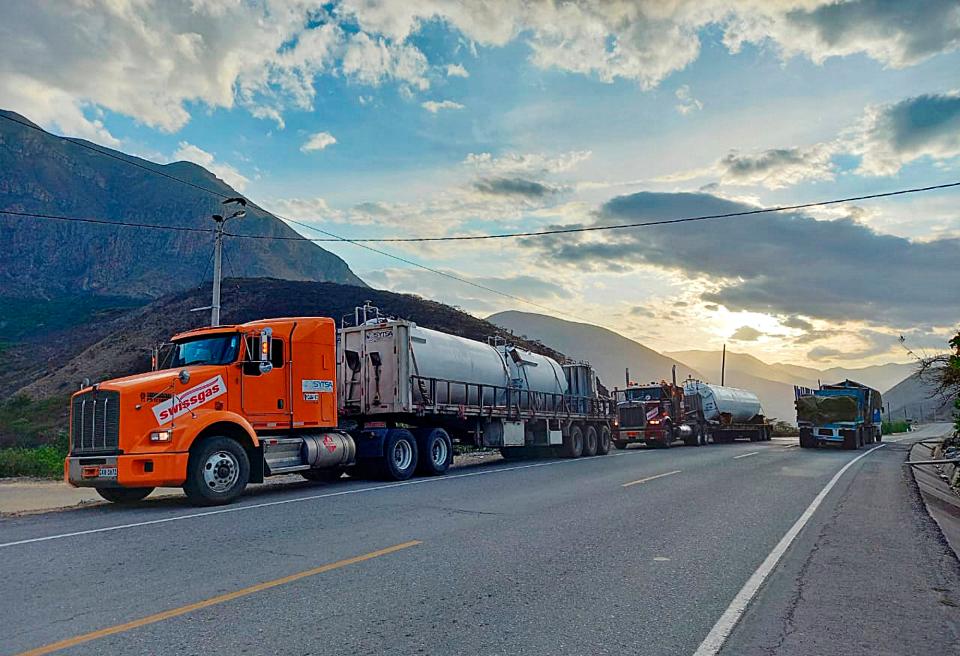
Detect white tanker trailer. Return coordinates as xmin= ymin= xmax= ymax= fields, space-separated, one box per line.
xmin=338 ymin=304 xmax=614 ymax=466
xmin=683 ymin=381 xmax=770 ymax=443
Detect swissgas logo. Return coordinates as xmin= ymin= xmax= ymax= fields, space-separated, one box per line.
xmin=152 ymin=375 xmax=227 ymax=424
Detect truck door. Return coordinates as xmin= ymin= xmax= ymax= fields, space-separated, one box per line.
xmin=242 ymin=335 xmax=290 ymax=425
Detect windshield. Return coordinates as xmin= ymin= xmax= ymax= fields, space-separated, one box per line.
xmin=624 ymin=387 xmax=663 ymax=401
xmin=170 ymin=334 xmax=240 ymax=367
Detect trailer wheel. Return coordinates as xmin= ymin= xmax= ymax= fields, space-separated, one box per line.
xmin=613 ymin=440 xmax=628 ymax=450
xmin=184 ymin=436 xmax=250 ymax=506
xmin=416 ymin=428 xmax=452 ymax=476
xmin=381 ymin=429 xmax=419 ymax=480
xmin=597 ymin=426 xmax=612 ymax=455
xmin=582 ymin=425 xmax=598 ymax=457
xmin=561 ymin=425 xmax=584 ymax=458
xmin=96 ymin=487 xmax=154 ymax=504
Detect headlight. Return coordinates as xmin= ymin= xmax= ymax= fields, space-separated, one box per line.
xmin=648 ymin=419 xmax=660 ymax=425
xmin=150 ymin=429 xmax=172 ymax=442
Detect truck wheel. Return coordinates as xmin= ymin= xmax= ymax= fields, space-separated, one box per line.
xmin=561 ymin=425 xmax=584 ymax=458
xmin=613 ymin=440 xmax=628 ymax=450
xmin=184 ymin=436 xmax=250 ymax=506
xmin=799 ymin=428 xmax=813 ymax=448
xmin=661 ymin=422 xmax=673 ymax=448
xmin=597 ymin=426 xmax=612 ymax=455
xmin=876 ymin=429 xmax=882 ymax=443
xmin=843 ymin=429 xmax=859 ymax=450
xmin=301 ymin=468 xmax=343 ymax=483
xmin=381 ymin=429 xmax=418 ymax=480
xmin=96 ymin=487 xmax=154 ymax=504
xmin=582 ymin=425 xmax=598 ymax=457
xmin=416 ymin=428 xmax=452 ymax=476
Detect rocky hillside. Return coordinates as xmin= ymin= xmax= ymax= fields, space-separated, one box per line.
xmin=0 ymin=109 xmax=363 ymax=299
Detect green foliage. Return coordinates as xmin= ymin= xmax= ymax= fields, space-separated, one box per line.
xmin=771 ymin=421 xmax=798 ymax=437
xmin=0 ymin=431 xmax=68 ymax=478
xmin=0 ymin=395 xmax=70 ymax=448
xmin=882 ymin=420 xmax=910 ymax=435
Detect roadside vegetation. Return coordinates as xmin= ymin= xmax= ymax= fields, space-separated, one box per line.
xmin=0 ymin=395 xmax=69 ymax=478
xmin=770 ymin=421 xmax=798 ymax=437
xmin=882 ymin=420 xmax=910 ymax=434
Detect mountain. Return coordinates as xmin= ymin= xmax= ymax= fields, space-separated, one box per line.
xmin=2 ymin=279 xmax=566 ymax=447
xmin=487 ymin=311 xmax=702 ymax=390
xmin=0 ymin=109 xmax=363 ymax=300
xmin=667 ymin=349 xmax=914 ymax=394
xmin=883 ymin=371 xmax=955 ymax=422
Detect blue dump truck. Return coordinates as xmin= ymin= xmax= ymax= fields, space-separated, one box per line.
xmin=796 ymin=380 xmax=883 ymax=450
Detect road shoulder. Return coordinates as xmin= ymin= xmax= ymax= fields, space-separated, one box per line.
xmin=720 ymin=434 xmax=960 ymax=655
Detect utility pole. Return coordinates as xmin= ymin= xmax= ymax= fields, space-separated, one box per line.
xmin=721 ymin=343 xmax=726 ymax=386
xmin=194 ymin=198 xmax=246 ymax=326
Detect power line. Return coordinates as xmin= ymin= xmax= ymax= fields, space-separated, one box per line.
xmin=231 ymin=181 xmax=960 ymax=242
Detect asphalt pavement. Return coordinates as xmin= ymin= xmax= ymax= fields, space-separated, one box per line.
xmin=1 ymin=425 xmax=957 ymax=655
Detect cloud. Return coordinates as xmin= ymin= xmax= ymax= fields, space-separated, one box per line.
xmin=782 ymin=316 xmax=814 ymax=331
xmin=731 ymin=325 xmax=763 ymax=341
xmin=675 ymin=85 xmax=703 ymax=115
xmin=854 ymin=91 xmax=960 ymax=175
xmin=473 ymin=177 xmax=560 ymax=198
xmin=421 ymin=99 xmax=465 ymax=113
xmin=4 ymin=1 xmax=959 ymax=136
xmin=662 ymin=90 xmax=960 ymax=189
xmin=464 ymin=150 xmax=592 ymax=175
xmin=731 ymin=0 xmax=960 ymax=69
xmin=446 ymin=63 xmax=470 ymax=78
xmin=524 ymin=191 xmax=960 ymax=326
xmin=172 ymin=142 xmax=248 ymax=192
xmin=300 ymin=131 xmax=337 ymax=153
xmin=629 ymin=306 xmax=656 ymax=318
xmin=662 ymin=143 xmax=837 ymax=189
xmin=362 ymin=267 xmax=570 ymax=314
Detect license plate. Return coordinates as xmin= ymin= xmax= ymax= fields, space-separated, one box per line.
xmin=82 ymin=466 xmax=117 ymax=479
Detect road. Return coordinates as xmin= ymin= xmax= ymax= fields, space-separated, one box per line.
xmin=1 ymin=424 xmax=958 ymax=655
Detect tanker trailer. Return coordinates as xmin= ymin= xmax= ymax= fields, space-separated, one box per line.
xmin=683 ymin=381 xmax=771 ymax=443
xmin=338 ymin=304 xmax=613 ymax=474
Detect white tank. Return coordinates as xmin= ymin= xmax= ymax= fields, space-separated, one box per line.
xmin=684 ymin=381 xmax=762 ymax=422
xmin=502 ymin=346 xmax=568 ymax=395
xmin=409 ymin=325 xmax=509 ymax=405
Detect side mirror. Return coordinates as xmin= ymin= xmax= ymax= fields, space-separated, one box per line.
xmin=259 ymin=327 xmax=273 ymax=364
xmin=258 ymin=361 xmax=273 ymax=374
xmin=178 ymin=370 xmax=191 ymax=385
xmin=81 ymin=377 xmax=91 ymax=389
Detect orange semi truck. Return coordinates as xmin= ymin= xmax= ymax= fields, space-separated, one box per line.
xmin=66 ymin=304 xmax=613 ymax=505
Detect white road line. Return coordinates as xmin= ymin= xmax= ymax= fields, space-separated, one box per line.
xmin=732 ymin=452 xmax=759 ymax=459
xmin=0 ymin=450 xmax=654 ymax=550
xmin=622 ymin=470 xmax=682 ymax=487
xmin=692 ymin=443 xmax=885 ymax=656
xmin=782 ymin=444 xmax=798 ymax=449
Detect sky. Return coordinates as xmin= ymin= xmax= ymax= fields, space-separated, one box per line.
xmin=1 ymin=0 xmax=959 ymax=368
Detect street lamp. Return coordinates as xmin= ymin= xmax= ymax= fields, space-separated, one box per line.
xmin=206 ymin=197 xmax=246 ymax=326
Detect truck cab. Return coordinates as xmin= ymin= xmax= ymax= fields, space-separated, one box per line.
xmin=65 ymin=317 xmax=345 ymax=505
xmin=613 ymin=382 xmax=683 ymax=448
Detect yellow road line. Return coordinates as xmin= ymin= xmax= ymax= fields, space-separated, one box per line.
xmin=16 ymin=540 xmax=422 ymax=656
xmin=622 ymin=470 xmax=682 ymax=488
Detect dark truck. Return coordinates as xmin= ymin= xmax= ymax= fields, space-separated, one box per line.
xmin=796 ymin=379 xmax=883 ymax=450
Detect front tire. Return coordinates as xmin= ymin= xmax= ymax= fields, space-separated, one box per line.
xmin=96 ymin=487 xmax=153 ymax=504
xmin=582 ymin=425 xmax=598 ymax=457
xmin=184 ymin=436 xmax=250 ymax=506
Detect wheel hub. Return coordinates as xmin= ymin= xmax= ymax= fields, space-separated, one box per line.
xmin=203 ymin=450 xmax=239 ymax=492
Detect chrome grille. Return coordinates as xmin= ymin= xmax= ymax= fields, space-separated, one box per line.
xmin=70 ymin=390 xmax=120 ymax=454
xmin=618 ymin=405 xmax=646 ymax=428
